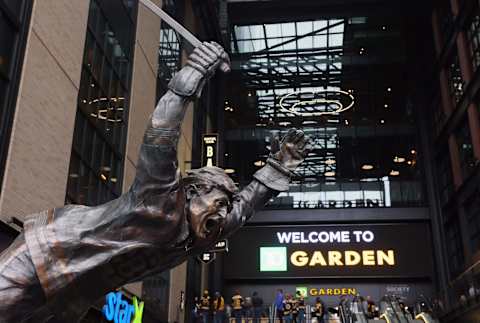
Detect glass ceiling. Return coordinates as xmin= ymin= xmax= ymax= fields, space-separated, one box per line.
xmin=223 ymin=11 xmax=423 ymax=209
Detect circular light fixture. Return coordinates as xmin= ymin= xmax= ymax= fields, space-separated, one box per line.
xmin=387 ymin=87 xmax=392 ymax=92
xmin=393 ymin=156 xmax=406 ymax=163
xmin=279 ymin=89 xmax=355 ymax=117
xmin=389 ymin=170 xmax=400 ymax=176
xmin=325 ymin=159 xmax=336 ymax=165
xmin=324 ymin=171 xmax=336 ymax=177
xmin=407 ymin=160 xmax=412 ymax=165
xmin=411 ymin=149 xmax=416 ymax=154
xmin=380 ymin=119 xmax=385 ymax=124
xmin=362 ymin=164 xmax=374 ymax=170
xmin=254 ymin=160 xmax=266 ymax=167
xmin=384 ymin=104 xmax=389 ymax=108
xmin=224 ymin=169 xmax=235 ymax=174
xmin=110 ymin=178 xmax=117 ymax=183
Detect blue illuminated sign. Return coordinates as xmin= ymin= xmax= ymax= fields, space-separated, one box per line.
xmin=102 ymin=291 xmax=144 ymax=323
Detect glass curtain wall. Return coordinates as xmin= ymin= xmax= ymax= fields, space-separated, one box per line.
xmin=66 ymin=0 xmax=137 ymax=205
xmin=224 ymin=10 xmax=424 ymax=209
xmin=0 ymin=0 xmax=32 ymax=193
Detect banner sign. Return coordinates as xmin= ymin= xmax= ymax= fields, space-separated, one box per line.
xmin=211 ymin=239 xmax=228 ymax=252
xmin=198 ymin=251 xmax=216 ymax=264
xmin=224 ymin=224 xmax=433 ymax=279
xmin=202 ymin=134 xmax=218 ymax=167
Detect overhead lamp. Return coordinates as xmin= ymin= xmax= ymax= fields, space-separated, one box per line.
xmin=69 ymin=173 xmax=79 ymax=178
xmin=101 ymin=166 xmax=111 ymax=172
xmin=411 ymin=149 xmax=416 ymax=154
xmin=248 ymin=92 xmax=252 ymax=97
xmin=324 ymin=171 xmax=336 ymax=177
xmin=387 ymin=87 xmax=392 ymax=92
xmin=100 ymin=174 xmax=107 ymax=181
xmin=384 ymin=104 xmax=389 ymax=108
xmin=380 ymin=119 xmax=385 ymax=124
xmin=362 ymin=164 xmax=374 ymax=170
xmin=224 ymin=169 xmax=235 ymax=174
xmin=389 ymin=170 xmax=400 ymax=176
xmin=325 ymin=159 xmax=336 ymax=165
xmin=393 ymin=156 xmax=406 ymax=163
xmin=110 ymin=178 xmax=117 ymax=183
xmin=407 ymin=160 xmax=413 ymax=165
xmin=254 ymin=160 xmax=266 ymax=167
xmin=344 ymin=119 xmax=349 ymax=125
xmin=382 ymin=26 xmax=386 ymax=30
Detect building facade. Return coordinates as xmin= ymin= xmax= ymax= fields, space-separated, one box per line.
xmin=0 ymin=0 xmax=201 ymax=321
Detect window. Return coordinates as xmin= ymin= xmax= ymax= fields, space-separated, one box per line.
xmin=224 ymin=12 xmax=424 ymax=209
xmin=445 ymin=215 xmax=465 ymax=277
xmin=0 ymin=0 xmax=32 ymax=192
xmin=467 ymin=11 xmax=480 ymax=69
xmin=66 ymin=0 xmax=137 ymax=205
xmin=447 ymin=52 xmax=465 ymax=106
xmin=455 ymin=116 xmax=476 ymax=179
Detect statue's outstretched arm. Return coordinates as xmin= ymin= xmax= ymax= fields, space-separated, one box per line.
xmin=223 ymin=129 xmax=311 ymax=235
xmin=131 ymin=42 xmax=230 ymax=199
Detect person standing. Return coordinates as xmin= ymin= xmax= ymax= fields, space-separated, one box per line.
xmin=366 ymin=295 xmax=376 ymax=319
xmin=252 ymin=291 xmax=264 ymax=323
xmin=200 ymin=290 xmax=211 ymax=323
xmin=232 ymin=290 xmax=244 ymax=323
xmin=295 ymin=291 xmax=306 ymax=323
xmin=311 ymin=297 xmax=326 ymax=323
xmin=275 ymin=289 xmax=285 ymax=323
xmin=243 ymin=295 xmax=253 ymax=322
xmin=213 ymin=292 xmax=225 ymax=323
xmin=282 ymin=294 xmax=293 ymax=323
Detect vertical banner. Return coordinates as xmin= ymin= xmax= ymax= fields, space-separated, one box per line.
xmin=202 ymin=134 xmax=218 ymax=167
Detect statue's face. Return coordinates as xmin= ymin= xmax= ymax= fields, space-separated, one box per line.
xmin=188 ymin=187 xmax=230 ymax=239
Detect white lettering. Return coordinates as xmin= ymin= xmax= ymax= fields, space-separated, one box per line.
xmin=353 ymin=231 xmax=362 ymax=242
xmin=292 ymin=232 xmax=301 ymax=243
xmin=277 ymin=232 xmax=292 ymax=244
xmin=341 ymin=231 xmax=350 ymax=242
xmin=363 ymin=231 xmax=374 ymax=242
xmin=308 ymin=232 xmax=318 ymax=243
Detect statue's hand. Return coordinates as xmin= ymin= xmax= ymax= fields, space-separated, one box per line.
xmin=270 ymin=128 xmax=311 ymax=171
xmin=169 ymin=41 xmax=230 ymax=98
xmin=188 ymin=41 xmax=231 ymax=75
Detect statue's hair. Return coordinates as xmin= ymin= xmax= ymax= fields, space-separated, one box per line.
xmin=181 ymin=166 xmax=238 ymax=201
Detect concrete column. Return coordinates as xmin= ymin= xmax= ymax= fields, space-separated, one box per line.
xmin=0 ymin=0 xmax=90 ymax=219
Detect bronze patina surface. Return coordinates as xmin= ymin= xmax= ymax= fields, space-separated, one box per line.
xmin=0 ymin=42 xmax=310 ymax=323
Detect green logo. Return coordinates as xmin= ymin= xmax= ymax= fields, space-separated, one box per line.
xmin=260 ymin=247 xmax=287 ymax=271
xmin=296 ymin=286 xmax=308 ymax=298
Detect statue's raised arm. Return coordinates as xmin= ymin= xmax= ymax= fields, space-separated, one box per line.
xmin=0 ymin=42 xmax=308 ymax=323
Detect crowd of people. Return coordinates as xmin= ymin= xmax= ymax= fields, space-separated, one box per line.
xmin=192 ymin=289 xmax=328 ymax=323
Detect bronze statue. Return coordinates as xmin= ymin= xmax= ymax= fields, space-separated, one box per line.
xmin=0 ymin=42 xmax=310 ymax=322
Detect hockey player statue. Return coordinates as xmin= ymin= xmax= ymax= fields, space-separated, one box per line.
xmin=0 ymin=41 xmax=310 ymax=322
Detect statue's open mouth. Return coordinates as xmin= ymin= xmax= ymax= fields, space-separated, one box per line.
xmin=203 ymin=216 xmax=223 ymax=236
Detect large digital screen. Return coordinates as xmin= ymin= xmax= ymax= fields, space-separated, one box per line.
xmin=224 ymin=223 xmax=433 ymax=279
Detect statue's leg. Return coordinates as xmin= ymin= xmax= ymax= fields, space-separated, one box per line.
xmin=0 ymin=233 xmax=46 ymax=322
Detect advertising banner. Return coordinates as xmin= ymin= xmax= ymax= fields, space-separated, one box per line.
xmin=224 ymin=223 xmax=433 ymax=279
